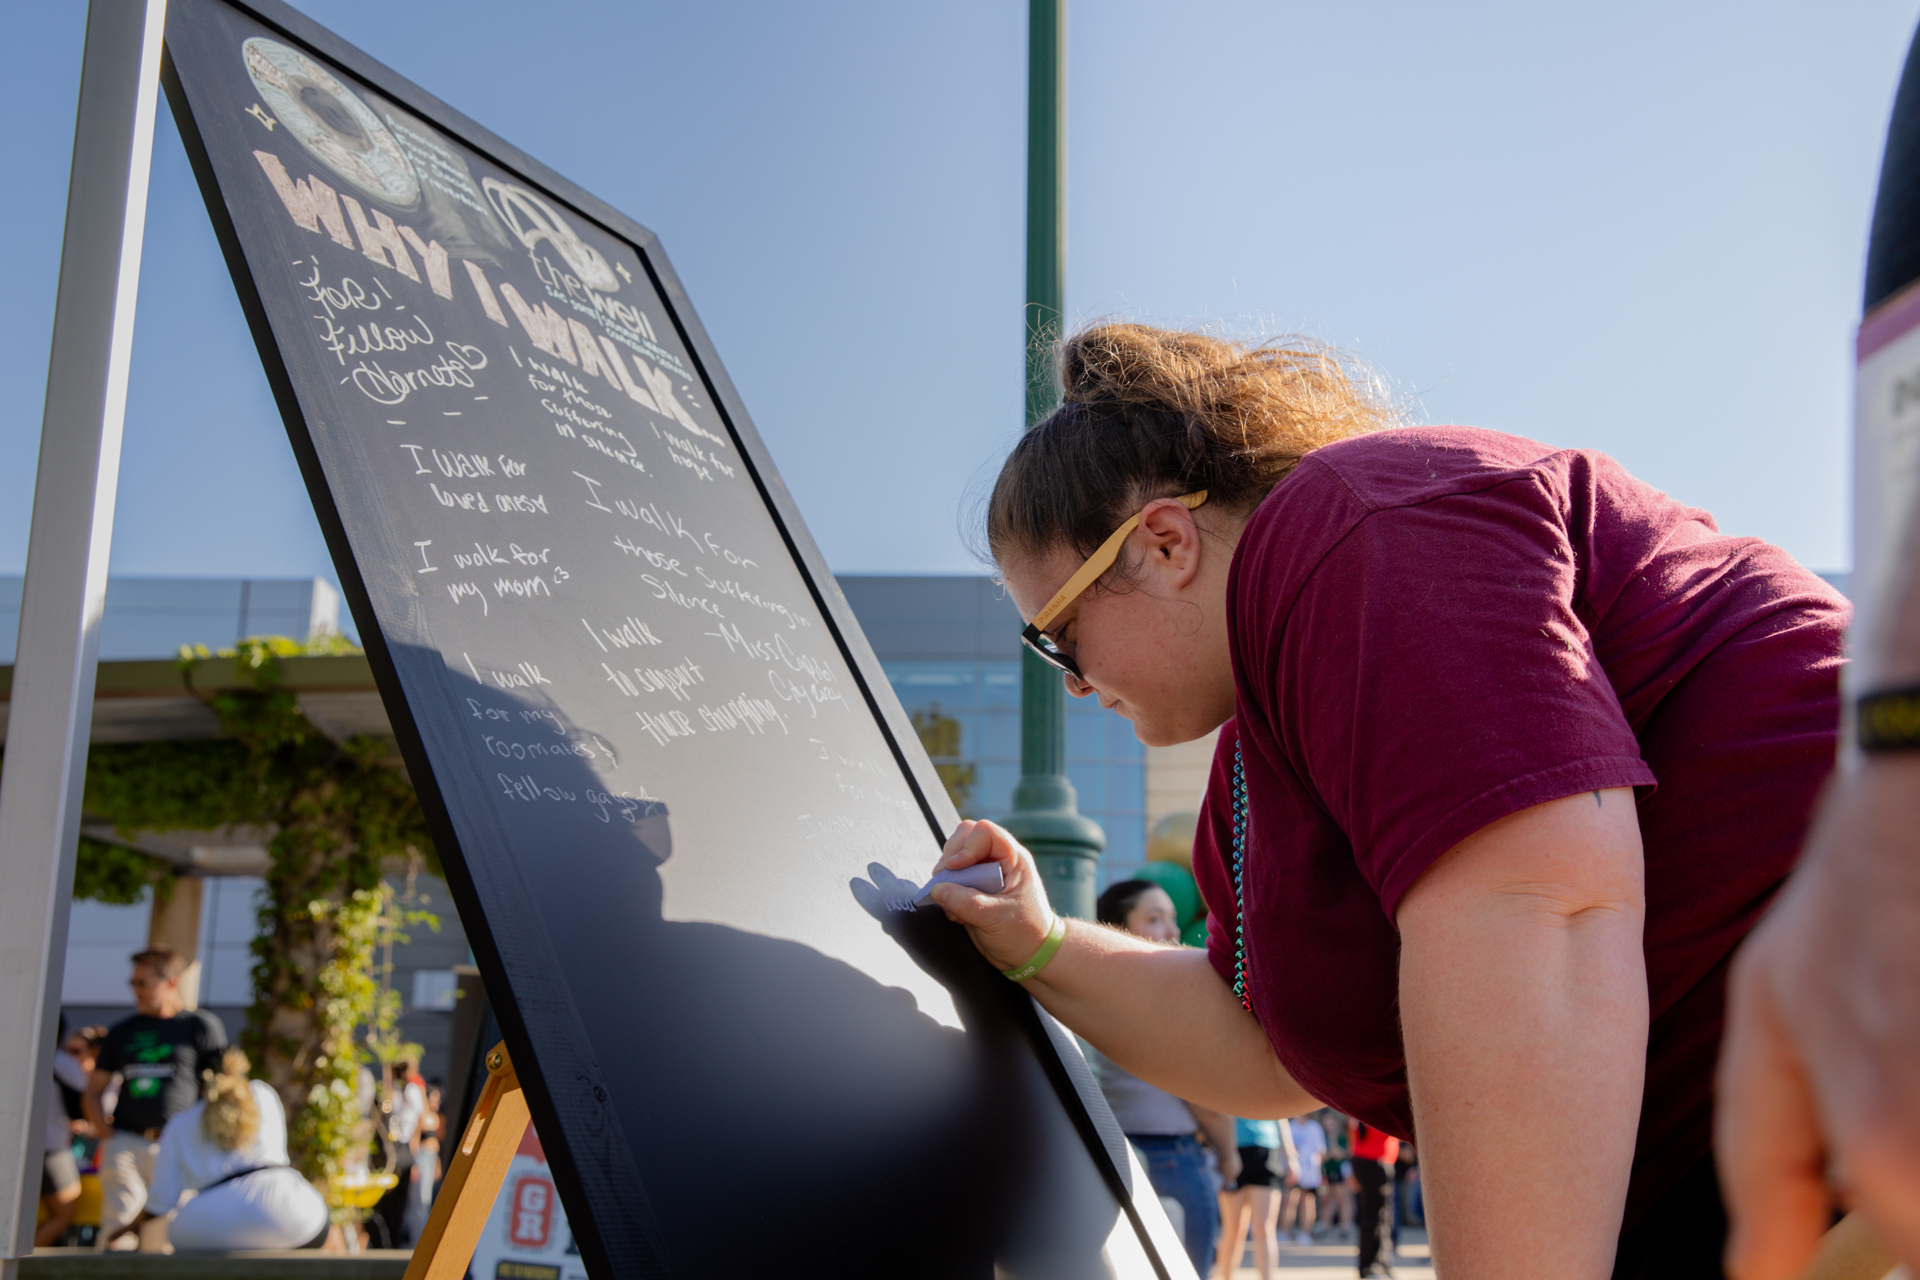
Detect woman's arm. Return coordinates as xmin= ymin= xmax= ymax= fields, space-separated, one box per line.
xmin=1397 ymin=787 xmax=1647 ymax=1280
xmin=1188 ymin=1103 xmax=1244 ymax=1184
xmin=1276 ymin=1111 xmax=1300 ymax=1181
xmin=932 ymin=820 xmax=1316 ymax=1119
xmin=82 ymin=1068 xmax=113 ymax=1136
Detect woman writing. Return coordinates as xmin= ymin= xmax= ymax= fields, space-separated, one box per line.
xmin=931 ymin=324 xmax=1845 ymax=1278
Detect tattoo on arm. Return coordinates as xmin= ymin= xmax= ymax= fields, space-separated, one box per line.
xmin=1593 ymin=790 xmax=1603 ymax=807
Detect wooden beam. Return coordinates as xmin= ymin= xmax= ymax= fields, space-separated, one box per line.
xmin=403 ymin=1043 xmax=528 ymax=1280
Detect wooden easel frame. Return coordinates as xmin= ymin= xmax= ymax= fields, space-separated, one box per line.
xmin=403 ymin=1043 xmax=528 ymax=1280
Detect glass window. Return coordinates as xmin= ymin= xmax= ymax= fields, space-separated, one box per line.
xmin=981 ymin=663 xmax=1021 ymax=707
xmin=883 ymin=660 xmax=978 ymax=700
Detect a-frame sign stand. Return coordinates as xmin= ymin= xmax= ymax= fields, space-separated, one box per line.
xmin=0 ymin=1 xmax=168 ymax=1269
xmin=402 ymin=1043 xmax=527 ymax=1280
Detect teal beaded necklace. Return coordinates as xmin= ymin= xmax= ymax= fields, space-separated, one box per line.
xmin=1231 ymin=740 xmax=1252 ymax=1011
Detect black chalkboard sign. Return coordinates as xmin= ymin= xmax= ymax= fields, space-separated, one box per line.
xmin=160 ymin=2 xmax=1180 ymax=1276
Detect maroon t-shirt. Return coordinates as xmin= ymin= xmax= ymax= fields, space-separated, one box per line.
xmin=1191 ymin=426 xmax=1847 ymax=1226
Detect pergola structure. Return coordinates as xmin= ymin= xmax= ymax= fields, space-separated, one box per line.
xmin=0 ymin=654 xmax=392 ymax=1007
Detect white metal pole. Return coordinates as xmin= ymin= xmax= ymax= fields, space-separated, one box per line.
xmin=0 ymin=0 xmax=165 ymax=1265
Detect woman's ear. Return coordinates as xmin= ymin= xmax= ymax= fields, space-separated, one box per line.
xmin=1136 ymin=498 xmax=1204 ymax=587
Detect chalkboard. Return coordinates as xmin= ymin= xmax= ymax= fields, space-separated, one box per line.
xmin=159 ymin=2 xmax=1182 ymax=1277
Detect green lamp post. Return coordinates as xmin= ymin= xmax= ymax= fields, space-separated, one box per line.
xmin=999 ymin=0 xmax=1105 ymax=919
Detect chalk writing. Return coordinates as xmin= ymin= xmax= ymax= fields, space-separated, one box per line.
xmin=488 ymin=661 xmax=552 ymax=691
xmin=605 ymin=656 xmax=707 ymax=702
xmin=640 ymin=574 xmax=724 ymax=618
xmin=484 ymin=735 xmax=599 ymax=762
xmin=704 ymin=622 xmax=835 ymax=684
xmin=349 ymin=342 xmax=486 ymax=405
xmin=635 ymin=708 xmax=698 ymax=747
xmin=768 ymin=669 xmax=849 ymax=719
xmin=492 ymin=574 xmax=553 ymax=599
xmin=585 ymin=789 xmax=664 ymax=825
xmin=498 ymin=773 xmax=576 ymax=802
xmin=433 ymin=485 xmax=490 ymax=513
xmin=315 ymin=310 xmax=435 ymax=366
xmin=613 ymin=536 xmax=684 ymax=576
xmin=582 ymin=616 xmax=663 ymax=653
xmin=692 ymin=570 xmax=811 ymax=630
xmin=696 ymin=692 xmax=788 ymax=737
xmin=453 ymin=543 xmax=507 ymax=569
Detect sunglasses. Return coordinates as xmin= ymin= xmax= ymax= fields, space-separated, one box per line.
xmin=1019 ymin=490 xmax=1209 ymax=679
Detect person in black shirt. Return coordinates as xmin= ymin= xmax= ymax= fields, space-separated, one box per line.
xmin=84 ymin=948 xmax=226 ymax=1249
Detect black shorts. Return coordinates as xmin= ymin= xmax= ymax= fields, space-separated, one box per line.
xmin=1229 ymin=1145 xmax=1280 ymax=1189
xmin=42 ymin=1148 xmax=79 ymax=1197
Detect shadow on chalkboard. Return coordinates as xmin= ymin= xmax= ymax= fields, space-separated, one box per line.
xmin=429 ymin=662 xmax=1143 ymax=1279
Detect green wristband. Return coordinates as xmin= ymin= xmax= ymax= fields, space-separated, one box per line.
xmin=1002 ymin=915 xmax=1068 ymax=982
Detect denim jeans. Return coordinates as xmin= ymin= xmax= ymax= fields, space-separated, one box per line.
xmin=1129 ymin=1133 xmax=1218 ymax=1274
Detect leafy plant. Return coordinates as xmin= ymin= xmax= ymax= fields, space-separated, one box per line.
xmin=72 ymin=837 xmax=176 ymax=906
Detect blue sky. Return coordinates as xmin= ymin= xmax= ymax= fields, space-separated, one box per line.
xmin=2 ymin=0 xmax=1916 ymax=581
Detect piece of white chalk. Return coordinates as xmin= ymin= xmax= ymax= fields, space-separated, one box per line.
xmin=917 ymin=862 xmax=1005 ymax=902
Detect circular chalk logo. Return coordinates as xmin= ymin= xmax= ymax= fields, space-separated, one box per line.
xmin=482 ymin=177 xmax=621 ymax=294
xmin=242 ymin=37 xmax=419 ymax=208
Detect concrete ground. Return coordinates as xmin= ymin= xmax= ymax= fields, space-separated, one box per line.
xmin=1217 ymin=1225 xmax=1433 ymax=1280
xmin=19 ymin=1229 xmax=1433 ymax=1278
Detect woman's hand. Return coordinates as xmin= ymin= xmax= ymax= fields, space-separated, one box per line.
xmin=928 ymin=819 xmax=1056 ymax=972
xmin=929 ymin=819 xmax=1316 ymax=1120
xmin=1220 ymin=1145 xmax=1244 ymax=1187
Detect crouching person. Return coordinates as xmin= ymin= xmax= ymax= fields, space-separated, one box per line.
xmin=117 ymin=1049 xmax=329 ymax=1251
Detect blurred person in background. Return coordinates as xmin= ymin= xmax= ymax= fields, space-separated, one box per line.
xmin=375 ymin=1058 xmax=426 ymax=1247
xmin=1395 ymin=1143 xmax=1422 ymax=1234
xmin=36 ymin=1017 xmax=93 ymax=1246
xmin=1320 ymin=1112 xmax=1355 ymax=1242
xmin=1089 ymin=878 xmax=1241 ymax=1273
xmin=117 ymin=1047 xmax=328 ymax=1251
xmin=85 ymin=949 xmax=227 ymax=1250
xmin=403 ymin=1079 xmax=446 ymax=1246
xmin=1282 ymin=1112 xmax=1327 ymax=1245
xmin=1350 ymin=1118 xmax=1400 ymax=1278
xmin=1214 ymin=1116 xmax=1296 ymax=1280
xmin=56 ymin=1026 xmax=105 ymax=1137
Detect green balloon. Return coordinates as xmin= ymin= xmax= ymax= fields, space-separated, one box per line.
xmin=1181 ymin=918 xmax=1210 ymax=949
xmin=1129 ymin=860 xmax=1202 ymax=928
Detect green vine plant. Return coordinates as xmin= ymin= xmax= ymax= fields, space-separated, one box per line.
xmin=292 ymin=877 xmax=431 ymax=1217
xmin=72 ymin=837 xmax=178 ymax=906
xmin=70 ymin=635 xmax=438 ymax=1181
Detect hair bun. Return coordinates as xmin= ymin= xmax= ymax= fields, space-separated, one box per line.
xmin=989 ymin=323 xmax=1392 ymax=565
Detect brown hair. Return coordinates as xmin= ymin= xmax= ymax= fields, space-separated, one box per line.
xmin=986 ymin=324 xmax=1393 ymax=568
xmin=201 ymin=1048 xmax=260 ymax=1152
xmin=130 ymin=949 xmax=187 ymax=982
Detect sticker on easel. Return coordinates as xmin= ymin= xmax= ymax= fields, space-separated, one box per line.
xmin=467 ymin=1124 xmax=586 ymax=1280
